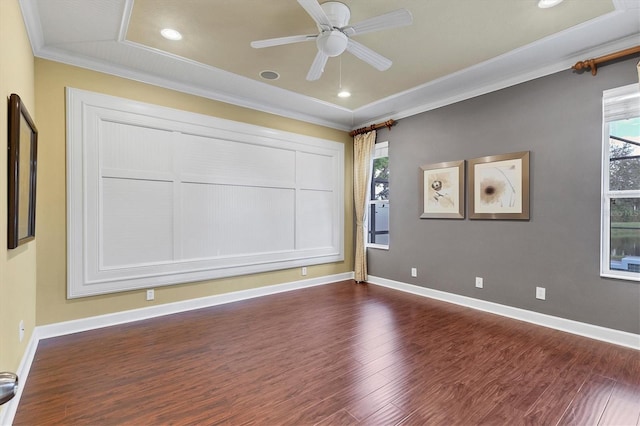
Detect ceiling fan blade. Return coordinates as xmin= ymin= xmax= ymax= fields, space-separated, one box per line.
xmin=251 ymin=34 xmax=316 ymax=49
xmin=344 ymin=9 xmax=413 ymax=36
xmin=346 ymin=39 xmax=392 ymax=71
xmin=306 ymin=50 xmax=329 ymax=81
xmin=297 ymin=0 xmax=332 ymax=30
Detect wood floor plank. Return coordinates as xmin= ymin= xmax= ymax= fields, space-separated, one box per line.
xmin=523 ymin=367 xmax=600 ymax=425
xmin=358 ymin=402 xmax=409 ymax=426
xmin=598 ymin=380 xmax=640 ymax=426
xmin=475 ymin=358 xmax=556 ymax=423
xmin=557 ymin=374 xmax=616 ymax=425
xmin=345 ymin=372 xmax=427 ymax=421
xmin=398 ymin=381 xmax=477 ymax=425
xmin=12 ymin=280 xmax=639 ymax=425
xmin=315 ymin=409 xmax=359 ymax=426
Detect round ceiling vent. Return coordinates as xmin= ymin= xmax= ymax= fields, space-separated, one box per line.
xmin=260 ymin=70 xmax=280 ymax=80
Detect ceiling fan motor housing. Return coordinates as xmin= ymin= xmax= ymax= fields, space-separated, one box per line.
xmin=320 ymin=1 xmax=351 ymax=27
xmin=317 ymin=2 xmax=350 ymax=56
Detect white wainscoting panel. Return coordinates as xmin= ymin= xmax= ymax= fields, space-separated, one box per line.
xmin=298 ymin=151 xmax=333 ymax=190
xmin=180 ymin=133 xmax=297 ymax=187
xmin=101 ymin=121 xmax=174 ymax=173
xmin=67 ymin=88 xmax=344 ymax=298
xmin=180 ymin=184 xmax=295 ymax=258
xmin=297 ymin=190 xmax=334 ymax=249
xmin=101 ymin=178 xmax=174 ymax=267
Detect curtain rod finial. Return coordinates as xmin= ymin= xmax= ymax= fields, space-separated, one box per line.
xmin=572 ymin=45 xmax=640 ymax=76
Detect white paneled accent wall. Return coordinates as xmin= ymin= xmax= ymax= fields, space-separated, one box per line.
xmin=67 ymin=88 xmax=344 ymax=298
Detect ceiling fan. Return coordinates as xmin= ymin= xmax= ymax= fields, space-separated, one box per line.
xmin=250 ymin=0 xmax=413 ymax=81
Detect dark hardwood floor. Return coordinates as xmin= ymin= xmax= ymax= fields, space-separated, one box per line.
xmin=14 ymin=281 xmax=640 ymax=425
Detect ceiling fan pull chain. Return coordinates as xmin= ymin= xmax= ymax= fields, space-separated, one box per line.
xmin=339 ymin=56 xmax=342 ymax=90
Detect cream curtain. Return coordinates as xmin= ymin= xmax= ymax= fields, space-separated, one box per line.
xmin=353 ymin=130 xmax=376 ymax=282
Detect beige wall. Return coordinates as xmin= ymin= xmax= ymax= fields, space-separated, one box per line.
xmin=35 ymin=58 xmax=354 ymax=325
xmin=0 ymin=0 xmax=37 ymax=382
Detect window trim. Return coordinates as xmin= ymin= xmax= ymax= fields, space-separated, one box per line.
xmin=600 ymin=83 xmax=640 ymax=282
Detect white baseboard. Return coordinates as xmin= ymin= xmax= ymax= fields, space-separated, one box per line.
xmin=38 ymin=272 xmax=354 ymax=340
xmin=0 ymin=330 xmax=39 ymax=426
xmin=367 ymin=275 xmax=640 ymax=351
xmin=0 ymin=272 xmax=353 ymax=426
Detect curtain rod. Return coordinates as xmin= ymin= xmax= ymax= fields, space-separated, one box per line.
xmin=572 ymin=45 xmax=640 ymax=76
xmin=349 ymin=119 xmax=396 ymax=137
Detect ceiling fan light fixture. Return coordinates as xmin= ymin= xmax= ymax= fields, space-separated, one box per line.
xmin=160 ymin=28 xmax=182 ymax=41
xmin=316 ymin=31 xmax=348 ymax=57
xmin=537 ymin=0 xmax=564 ymax=8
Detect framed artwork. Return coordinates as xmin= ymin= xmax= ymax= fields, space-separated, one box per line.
xmin=7 ymin=93 xmax=38 ymax=249
xmin=468 ymin=151 xmax=529 ymax=220
xmin=420 ymin=160 xmax=465 ymax=219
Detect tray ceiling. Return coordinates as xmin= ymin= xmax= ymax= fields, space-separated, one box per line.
xmin=19 ymin=0 xmax=640 ymax=129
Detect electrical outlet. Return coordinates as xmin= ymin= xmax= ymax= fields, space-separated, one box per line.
xmin=475 ymin=277 xmax=483 ymax=288
xmin=146 ymin=289 xmax=155 ymax=301
xmin=411 ymin=268 xmax=417 ymax=277
xmin=301 ymin=267 xmax=307 ymax=276
xmin=536 ymin=287 xmax=546 ymax=300
xmin=19 ymin=320 xmax=25 ymax=342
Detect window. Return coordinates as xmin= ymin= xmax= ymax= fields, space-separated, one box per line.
xmin=367 ymin=141 xmax=389 ymax=248
xmin=601 ymin=84 xmax=640 ymax=281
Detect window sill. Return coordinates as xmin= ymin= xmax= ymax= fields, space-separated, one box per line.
xmin=600 ymin=271 xmax=640 ymax=282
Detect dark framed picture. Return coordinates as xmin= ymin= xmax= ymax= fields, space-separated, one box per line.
xmin=7 ymin=93 xmax=38 ymax=249
xmin=468 ymin=151 xmax=529 ymax=220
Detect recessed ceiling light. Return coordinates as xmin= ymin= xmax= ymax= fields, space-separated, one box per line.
xmin=537 ymin=0 xmax=564 ymax=8
xmin=260 ymin=70 xmax=280 ymax=80
xmin=161 ymin=28 xmax=182 ymax=41
xmin=338 ymin=90 xmax=351 ymax=98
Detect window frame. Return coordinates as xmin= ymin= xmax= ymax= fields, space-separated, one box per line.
xmin=366 ymin=141 xmax=389 ymax=250
xmin=600 ymin=83 xmax=640 ymax=282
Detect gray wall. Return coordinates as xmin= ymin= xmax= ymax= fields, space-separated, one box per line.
xmin=370 ymin=55 xmax=640 ymax=334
